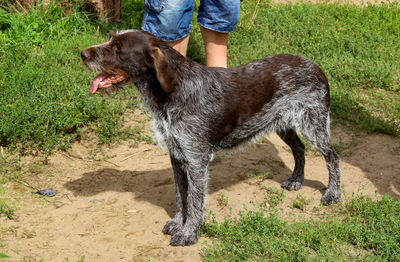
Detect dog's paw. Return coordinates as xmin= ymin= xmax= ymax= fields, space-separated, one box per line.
xmin=281 ymin=176 xmax=303 ymax=191
xmin=162 ymin=219 xmax=182 ymax=235
xmin=321 ymin=189 xmax=342 ymax=205
xmin=170 ymin=230 xmax=199 ymax=246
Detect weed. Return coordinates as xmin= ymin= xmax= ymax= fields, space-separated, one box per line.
xmin=0 ymin=153 xmax=22 ymax=184
xmin=247 ymin=171 xmax=270 ymax=181
xmin=312 ymin=205 xmax=320 ymax=214
xmin=291 ymin=195 xmax=309 ymax=211
xmin=217 ymin=192 xmax=229 ymax=208
xmin=0 ymin=199 xmax=16 ymax=219
xmin=0 ymin=253 xmax=10 ymax=259
xmin=63 ymin=256 xmax=86 ymax=262
xmin=263 ymin=186 xmax=285 ymax=208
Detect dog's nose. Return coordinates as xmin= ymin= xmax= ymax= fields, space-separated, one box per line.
xmin=81 ymin=50 xmax=90 ymax=61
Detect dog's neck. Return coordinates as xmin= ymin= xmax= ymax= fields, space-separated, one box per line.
xmin=134 ymin=75 xmax=170 ymax=117
xmin=133 ymin=45 xmax=226 ymax=121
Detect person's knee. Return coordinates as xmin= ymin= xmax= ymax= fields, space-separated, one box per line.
xmin=142 ymin=0 xmax=194 ymax=41
xmin=197 ymin=0 xmax=241 ymax=34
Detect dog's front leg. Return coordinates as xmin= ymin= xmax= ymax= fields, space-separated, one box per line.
xmin=168 ymin=155 xmax=209 ymax=246
xmin=162 ymin=156 xmax=187 ymax=236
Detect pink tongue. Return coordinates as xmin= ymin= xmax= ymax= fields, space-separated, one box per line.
xmin=90 ymin=74 xmax=109 ymax=95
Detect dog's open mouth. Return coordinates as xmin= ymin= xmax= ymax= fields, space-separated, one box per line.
xmin=90 ymin=73 xmax=127 ymax=94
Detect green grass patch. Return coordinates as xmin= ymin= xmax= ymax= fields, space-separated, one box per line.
xmin=264 ymin=186 xmax=286 ymax=208
xmin=0 ymin=1 xmax=146 ymax=153
xmin=247 ymin=171 xmax=271 ymax=181
xmin=0 ymin=199 xmax=15 ymax=219
xmin=201 ymin=194 xmax=400 ymax=261
xmin=0 ymin=253 xmax=11 ymax=259
xmin=0 ymin=0 xmax=399 ymax=154
xmin=217 ymin=192 xmax=229 ymax=208
xmin=292 ymin=195 xmax=310 ymax=211
xmin=0 ymin=153 xmax=22 ymax=184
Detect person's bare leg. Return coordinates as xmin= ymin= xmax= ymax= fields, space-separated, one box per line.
xmin=200 ymin=26 xmax=229 ymax=68
xmin=167 ymin=35 xmax=190 ymax=57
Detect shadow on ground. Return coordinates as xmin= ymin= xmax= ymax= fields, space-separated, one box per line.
xmin=64 ymin=140 xmax=331 ymax=217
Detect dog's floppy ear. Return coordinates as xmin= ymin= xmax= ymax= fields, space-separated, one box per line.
xmin=150 ymin=47 xmax=178 ymax=93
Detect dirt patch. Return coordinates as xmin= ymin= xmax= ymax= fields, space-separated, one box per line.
xmin=1 ymin=115 xmax=399 ymax=261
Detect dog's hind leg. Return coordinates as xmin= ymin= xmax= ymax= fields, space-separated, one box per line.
xmin=162 ymin=156 xmax=187 ymax=236
xmin=278 ymin=129 xmax=306 ymax=191
xmin=320 ymin=147 xmax=341 ymax=205
xmin=298 ymin=114 xmax=341 ymax=205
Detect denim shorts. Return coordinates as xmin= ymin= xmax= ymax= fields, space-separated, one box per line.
xmin=142 ymin=0 xmax=241 ymax=41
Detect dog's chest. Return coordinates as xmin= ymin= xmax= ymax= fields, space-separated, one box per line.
xmin=150 ymin=117 xmax=172 ymax=149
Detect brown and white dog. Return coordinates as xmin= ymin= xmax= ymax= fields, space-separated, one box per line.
xmin=81 ymin=30 xmax=341 ymax=246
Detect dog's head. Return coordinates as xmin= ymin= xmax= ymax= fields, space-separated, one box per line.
xmin=81 ymin=30 xmax=178 ymax=95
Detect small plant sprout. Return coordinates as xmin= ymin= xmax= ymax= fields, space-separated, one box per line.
xmin=217 ymin=192 xmax=229 ymax=208
xmin=292 ymin=195 xmax=310 ymax=211
xmin=264 ymin=186 xmax=285 ymax=208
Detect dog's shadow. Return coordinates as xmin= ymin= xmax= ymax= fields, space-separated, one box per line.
xmin=64 ymin=140 xmax=326 ymax=217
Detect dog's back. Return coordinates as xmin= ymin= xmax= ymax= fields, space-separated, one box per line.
xmin=173 ymin=54 xmax=330 ymax=151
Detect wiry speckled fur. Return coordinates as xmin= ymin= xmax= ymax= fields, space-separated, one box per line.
xmin=82 ymin=30 xmax=341 ymax=246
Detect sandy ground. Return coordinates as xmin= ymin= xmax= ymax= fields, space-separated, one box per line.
xmin=1 ymin=107 xmax=399 ymax=261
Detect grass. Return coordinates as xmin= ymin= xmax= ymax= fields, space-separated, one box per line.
xmin=0 ymin=200 xmax=15 ymax=219
xmin=0 ymin=1 xmax=144 ymax=154
xmin=217 ymin=192 xmax=229 ymax=208
xmin=247 ymin=171 xmax=271 ymax=180
xmin=62 ymin=256 xmax=86 ymax=262
xmin=0 ymin=0 xmax=399 ymax=155
xmin=263 ymin=186 xmax=286 ymax=208
xmin=0 ymin=152 xmax=21 ymax=219
xmin=292 ymin=195 xmax=310 ymax=211
xmin=201 ymin=194 xmax=400 ymax=261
